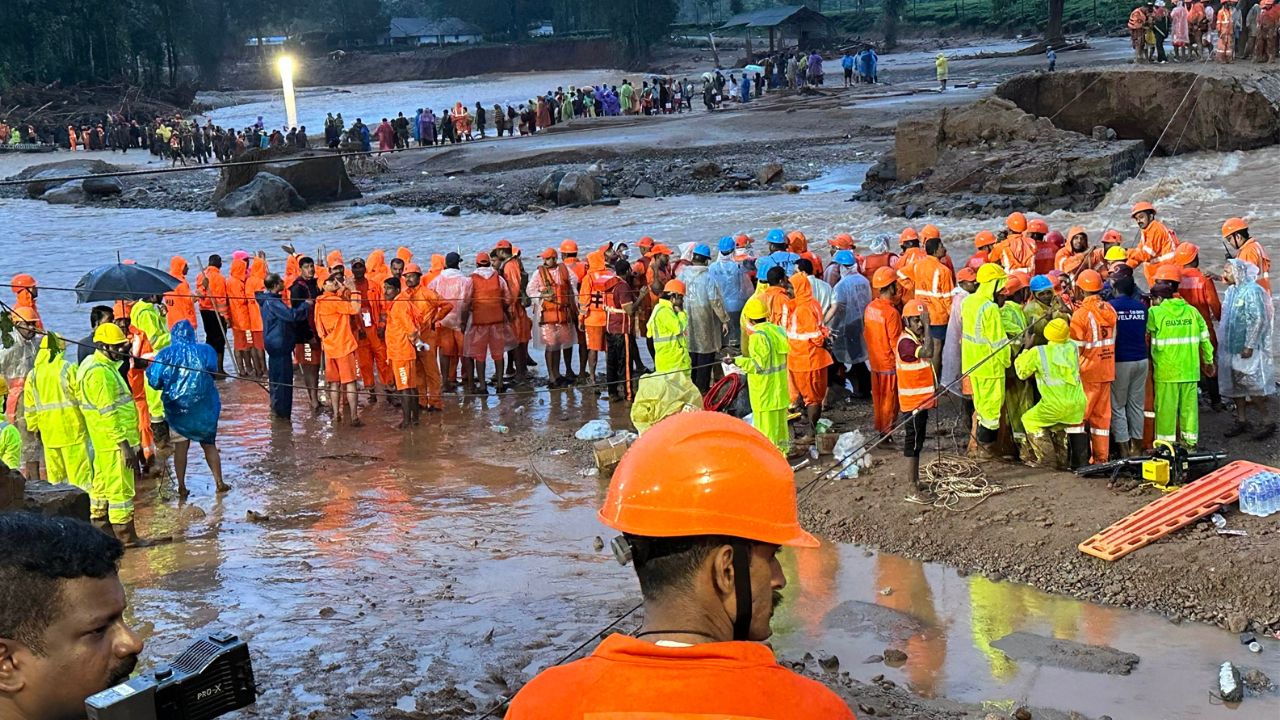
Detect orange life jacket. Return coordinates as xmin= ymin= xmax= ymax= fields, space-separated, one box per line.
xmin=895 ymin=329 xmax=936 ymax=411
xmin=470 ymin=272 xmax=505 ymax=325
xmin=537 ymin=264 xmax=574 ymax=325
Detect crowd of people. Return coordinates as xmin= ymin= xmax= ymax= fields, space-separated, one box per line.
xmin=0 ymin=202 xmax=1273 ymax=544
xmin=1127 ymin=0 xmax=1280 ymax=63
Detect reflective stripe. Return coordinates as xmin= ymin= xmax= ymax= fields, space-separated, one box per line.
xmin=787 ymin=330 xmax=823 ymax=341
xmin=760 ymin=364 xmax=787 ymax=375
xmin=1077 ymin=338 xmax=1116 ymax=349
xmin=109 ymin=500 xmax=134 ymax=511
xmin=898 ymin=360 xmax=931 ymax=372
xmin=1144 ymin=411 xmax=1156 ymax=418
xmin=1090 ymin=428 xmax=1110 ymax=436
xmin=1151 ymin=336 xmax=1202 ymax=346
xmin=1065 ymin=426 xmax=1086 ymax=434
xmin=1156 ymin=434 xmax=1177 ymax=441
xmin=1153 ymin=251 xmax=1175 ymax=262
xmin=900 ymin=386 xmax=934 ymax=396
xmin=1036 ymin=346 xmax=1067 ymax=386
xmin=652 ymin=334 xmax=683 ymax=344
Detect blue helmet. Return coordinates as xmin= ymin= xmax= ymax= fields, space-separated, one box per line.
xmin=765 ymin=228 xmax=786 ymax=246
xmin=1029 ymin=274 xmax=1053 ymax=292
xmin=718 ymin=236 xmax=736 ymax=254
xmin=693 ymin=244 xmax=712 ymax=258
xmin=834 ymin=250 xmax=856 ymax=266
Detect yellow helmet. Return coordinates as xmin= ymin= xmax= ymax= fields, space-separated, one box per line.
xmin=1104 ymin=245 xmax=1128 ymax=262
xmin=93 ymin=323 xmax=128 ymax=345
xmin=743 ymin=296 xmax=770 ymax=322
xmin=1045 ymin=318 xmax=1071 ymax=343
xmin=976 ymin=263 xmax=1007 ymax=284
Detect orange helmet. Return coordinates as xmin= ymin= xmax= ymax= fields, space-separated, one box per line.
xmin=957 ymin=266 xmax=978 ymax=282
xmin=650 ymin=244 xmax=673 ymax=256
xmin=1154 ymin=264 xmax=1183 ymax=283
xmin=1003 ymin=271 xmax=1030 ymax=295
xmin=663 ymin=279 xmax=686 ymax=295
xmin=638 ymin=236 xmax=656 ymax=249
xmin=735 ymin=234 xmax=753 ymax=248
xmin=1130 ymin=201 xmax=1156 ymax=217
xmin=1076 ymin=269 xmax=1103 ymax=292
xmin=10 ymin=306 xmax=38 ymax=324
xmin=1221 ymin=217 xmax=1248 ymax=238
xmin=1172 ymin=242 xmax=1199 ymax=266
xmin=10 ymin=274 xmax=36 ymax=292
xmin=920 ymin=224 xmax=941 ymax=241
xmin=1027 ymin=218 xmax=1049 ymax=235
xmin=871 ymin=266 xmax=897 ymax=290
xmin=1101 ymin=228 xmax=1124 ymax=245
xmin=899 ymin=227 xmax=919 ymax=246
xmin=1006 ymin=212 xmax=1028 ymax=233
xmin=974 ymin=230 xmax=997 ymax=249
xmin=599 ymin=412 xmax=818 ymax=547
xmin=830 ymin=233 xmax=855 ymax=250
xmin=902 ymin=299 xmax=928 ymax=318
xmin=540 ymin=248 xmax=557 ymax=260
xmin=559 ymin=239 xmax=579 ymax=254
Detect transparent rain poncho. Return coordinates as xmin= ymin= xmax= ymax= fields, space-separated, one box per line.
xmin=145 ymin=320 xmax=222 ymax=444
xmin=1218 ymin=259 xmax=1275 ymax=398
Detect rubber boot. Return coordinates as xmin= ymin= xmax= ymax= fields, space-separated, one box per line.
xmin=92 ymin=517 xmax=116 ymax=538
xmin=1068 ymin=432 xmax=1091 ymax=470
xmin=1015 ymin=435 xmax=1037 ymax=466
xmin=113 ymin=520 xmax=158 ymax=548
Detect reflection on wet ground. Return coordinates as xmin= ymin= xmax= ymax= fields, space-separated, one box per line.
xmin=774 ymin=543 xmax=1280 ymax=719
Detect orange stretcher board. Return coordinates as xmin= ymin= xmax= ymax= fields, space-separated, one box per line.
xmin=1078 ymin=461 xmax=1269 ymax=562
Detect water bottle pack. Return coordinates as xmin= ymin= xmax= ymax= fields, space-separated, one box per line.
xmin=1238 ymin=469 xmax=1280 ymax=517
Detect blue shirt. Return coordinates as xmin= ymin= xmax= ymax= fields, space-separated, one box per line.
xmin=1109 ymin=293 xmax=1148 ymax=363
xmin=755 ymin=251 xmax=801 ymax=282
xmin=842 ymin=54 xmax=854 ymax=69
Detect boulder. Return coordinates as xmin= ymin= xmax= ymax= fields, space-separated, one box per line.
xmin=24 ymin=480 xmax=90 ymax=520
xmin=440 ymin=204 xmax=462 ymax=216
xmin=215 ymin=173 xmax=307 ymax=218
xmin=16 ymin=159 xmax=124 ymax=197
xmin=555 ymin=172 xmax=602 ymax=206
xmin=756 ymin=162 xmax=785 ymax=185
xmin=0 ymin=468 xmax=24 ymax=511
xmin=632 ymin=181 xmax=657 ymax=198
xmin=82 ymin=176 xmax=124 ymax=196
xmin=213 ymin=147 xmax=360 ymax=204
xmin=536 ymin=170 xmax=568 ymax=201
xmin=41 ymin=180 xmax=87 ymax=205
xmin=690 ymin=161 xmax=722 ymax=179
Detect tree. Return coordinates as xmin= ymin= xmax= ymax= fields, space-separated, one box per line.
xmin=602 ymin=0 xmax=677 ymax=59
xmin=882 ymin=0 xmax=904 ymax=48
xmin=1045 ymin=0 xmax=1065 ymax=42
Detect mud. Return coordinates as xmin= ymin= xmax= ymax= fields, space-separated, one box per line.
xmin=989 ymin=632 xmax=1140 ymax=675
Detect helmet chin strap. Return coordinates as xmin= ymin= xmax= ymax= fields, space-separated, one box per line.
xmin=731 ymin=541 xmax=753 ymax=642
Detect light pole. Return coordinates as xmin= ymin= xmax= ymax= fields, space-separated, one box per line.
xmin=278 ymin=55 xmax=298 ymax=130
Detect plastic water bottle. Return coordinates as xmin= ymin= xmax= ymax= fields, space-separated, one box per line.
xmin=1240 ymin=471 xmax=1279 ymax=517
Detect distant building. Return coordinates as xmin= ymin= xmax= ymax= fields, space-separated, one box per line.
xmin=718 ymin=5 xmax=832 ymax=53
xmin=386 ymin=17 xmax=484 ymax=46
xmin=244 ymin=36 xmax=288 ymax=47
xmin=529 ymin=21 xmax=555 ymax=37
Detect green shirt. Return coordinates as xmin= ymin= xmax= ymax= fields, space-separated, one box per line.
xmin=1147 ymin=298 xmax=1213 ymax=383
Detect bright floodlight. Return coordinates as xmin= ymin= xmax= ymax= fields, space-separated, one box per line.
xmin=278 ymin=55 xmax=298 ymax=130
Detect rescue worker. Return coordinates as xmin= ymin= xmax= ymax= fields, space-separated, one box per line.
xmin=315 ymin=274 xmax=363 ymax=426
xmin=893 ymin=227 xmax=926 ymax=301
xmin=1108 ymin=266 xmax=1148 ymax=457
xmin=1173 ymin=242 xmax=1224 ymax=411
xmin=1024 ymin=218 xmax=1053 ymax=275
xmin=1218 ymin=259 xmax=1276 ymax=439
xmin=129 ymin=294 xmax=170 ymax=451
xmin=1024 ymin=275 xmax=1072 ymax=345
xmin=493 ymin=240 xmax=533 ymax=385
xmin=962 ymin=264 xmax=1013 ymax=458
xmin=164 ymin=257 xmax=199 ymax=330
xmin=10 ymin=274 xmax=41 ymax=328
xmin=787 ymin=231 xmax=823 ymax=278
xmin=732 ymin=296 xmax=791 ymax=454
xmin=560 ymin=240 xmax=588 ymax=378
xmin=941 ymin=267 xmax=978 ymax=402
xmin=146 ymin=320 xmax=228 ymax=497
xmin=257 ymin=273 xmax=313 ymax=420
xmin=864 ymin=267 xmax=902 ymax=438
xmin=351 ymin=258 xmax=389 ymax=402
xmin=22 ymin=333 xmax=91 ymax=491
xmin=0 ymin=411 xmax=19 ymax=470
xmin=999 ymin=272 xmax=1035 ymax=458
xmin=858 ymin=235 xmax=898 ymax=278
xmin=785 ymin=272 xmax=832 ymax=432
xmin=1100 ymin=228 xmax=1125 ymax=258
xmin=383 ymin=277 xmax=422 ymax=428
xmin=195 ymin=254 xmax=230 ymax=374
xmin=427 ymin=252 xmax=472 ymax=390
xmin=1055 ymin=227 xmax=1105 ymax=277
xmin=896 ymin=299 xmax=938 ymax=493
xmin=709 ymin=236 xmax=754 ymax=348
xmin=1222 ymin=217 xmax=1272 ymax=293
xmin=464 ymin=252 xmax=514 ymax=394
xmin=0 ymin=306 xmax=41 ymax=480
xmin=912 ymin=235 xmax=955 ymax=369
xmin=969 ymin=230 xmax=998 ymax=267
xmin=603 ymin=260 xmax=638 ymax=402
xmin=288 ymin=256 xmax=323 ymax=413
xmin=581 ymin=250 xmax=617 ymax=384
xmin=406 ymin=263 xmax=450 ymax=412
xmin=505 ymin=411 xmax=855 ymax=719
xmin=527 ymin=248 xmax=580 ymax=388
xmin=225 ymin=256 xmax=257 ymax=376
xmin=754 ymin=229 xmax=802 ymax=284
xmin=831 ymin=250 xmax=872 ymax=398
xmin=680 ymin=245 xmax=730 ymax=393
xmin=1127 ymin=201 xmax=1179 ymax=284
xmin=1147 ymin=265 xmax=1216 ymax=450
xmin=647 ymin=279 xmax=691 ymax=373
xmin=80 ymin=322 xmax=144 ymax=544
xmin=1013 ymin=318 xmax=1088 ymax=468
xmin=245 ymin=254 xmax=269 ymax=378
xmin=991 ymin=213 xmax=1035 ymax=273
xmin=1069 ymin=270 xmax=1117 ymax=463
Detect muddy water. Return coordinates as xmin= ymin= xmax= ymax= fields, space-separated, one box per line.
xmin=773 ymin=543 xmax=1280 ymax=719
xmin=197 ymin=68 xmax=630 ymax=133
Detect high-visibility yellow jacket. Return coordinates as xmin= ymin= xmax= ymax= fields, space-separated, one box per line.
xmin=0 ymin=420 xmax=20 ymax=469
xmin=1014 ymin=340 xmax=1087 ymax=424
xmin=961 ymin=280 xmax=1010 ymax=379
xmin=130 ymin=300 xmax=171 ymax=357
xmin=23 ymin=336 xmax=88 ymax=449
xmin=647 ymin=299 xmax=691 ymax=373
xmin=734 ymin=322 xmax=789 ymax=412
xmin=78 ymin=351 xmax=140 ymax=447
xmin=1147 ymin=297 xmax=1214 ymax=383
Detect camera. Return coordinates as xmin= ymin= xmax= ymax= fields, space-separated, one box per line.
xmin=85 ymin=630 xmax=257 ymax=720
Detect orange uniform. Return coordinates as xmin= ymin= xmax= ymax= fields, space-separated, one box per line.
xmin=246 ymin=257 xmax=267 ymax=336
xmin=858 ymin=251 xmax=897 ymax=278
xmin=353 ymin=276 xmax=390 ymax=390
xmin=226 ymin=259 xmax=257 ymax=351
xmin=505 ymin=634 xmax=856 ymax=719
xmin=10 ymin=274 xmax=41 ymax=329
xmin=990 ymin=233 xmax=1036 ymax=273
xmin=412 ymin=284 xmax=451 ymax=408
xmin=1054 ymin=247 xmax=1105 ymax=277
xmin=1070 ymin=295 xmax=1117 ymax=463
xmin=164 ymin=257 xmax=198 ymax=330
xmin=579 ymin=253 xmax=613 ymax=352
xmin=385 ymin=292 xmax=423 ymax=391
xmin=863 ymin=296 xmax=903 ymax=435
xmin=784 ymin=273 xmax=832 ymax=407
xmin=1235 ymin=238 xmax=1272 ymax=294
xmin=1127 ymin=219 xmax=1178 ymax=284
xmin=500 ymin=256 xmax=533 ymax=344
xmin=315 ymin=289 xmax=361 ymax=384
xmin=366 ymin=250 xmax=391 ymax=287
xmin=196 ymin=265 xmax=229 ymax=316
xmin=910 ymin=254 xmax=955 ymax=326
xmin=1178 ymin=267 xmax=1221 ymax=349
xmin=892 ymin=247 xmax=927 ymax=301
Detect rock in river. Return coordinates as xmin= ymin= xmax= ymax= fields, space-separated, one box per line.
xmin=41 ymin=180 xmax=87 ymax=205
xmin=215 ymin=172 xmax=306 ymax=218
xmin=555 ymin=171 xmax=602 ymax=206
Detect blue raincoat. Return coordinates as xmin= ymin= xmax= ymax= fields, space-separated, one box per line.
xmin=144 ymin=320 xmax=221 ymax=444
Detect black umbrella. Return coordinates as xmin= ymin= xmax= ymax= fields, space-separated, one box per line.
xmin=75 ymin=263 xmax=180 ymax=304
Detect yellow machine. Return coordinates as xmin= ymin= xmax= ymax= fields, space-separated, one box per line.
xmin=1142 ymin=441 xmax=1176 ymax=491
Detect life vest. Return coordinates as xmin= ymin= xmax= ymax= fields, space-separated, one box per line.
xmin=896 ymin=330 xmax=937 ymax=411
xmin=537 ymin=265 xmax=574 ymax=325
xmin=859 ymin=252 xmax=896 ymax=278
xmin=470 ymin=272 xmax=505 ymax=325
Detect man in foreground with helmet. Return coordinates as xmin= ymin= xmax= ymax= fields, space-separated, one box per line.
xmin=1128 ymin=201 xmax=1179 ymax=284
xmin=79 ymin=323 xmax=146 ymax=545
xmin=504 ymin=412 xmax=856 ymax=719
